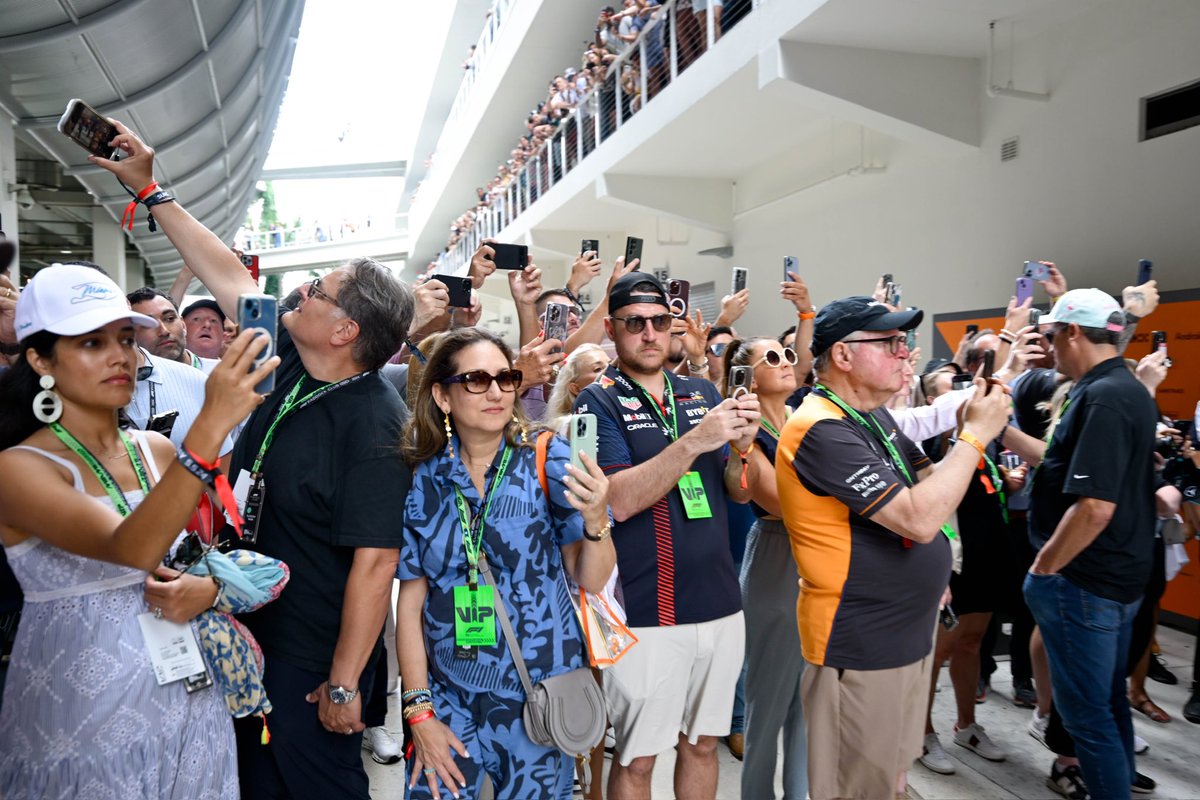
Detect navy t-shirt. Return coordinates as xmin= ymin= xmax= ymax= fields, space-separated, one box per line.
xmin=574 ymin=366 xmax=741 ymax=628
xmin=1029 ymin=357 xmax=1156 ymax=603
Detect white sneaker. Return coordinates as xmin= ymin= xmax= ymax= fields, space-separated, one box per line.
xmin=362 ymin=726 xmax=401 ymax=765
xmin=1134 ymin=734 xmax=1149 ymax=755
xmin=919 ymin=733 xmax=956 ymax=774
xmin=1029 ymin=709 xmax=1050 ymax=749
xmin=954 ymin=722 xmax=1006 ymax=762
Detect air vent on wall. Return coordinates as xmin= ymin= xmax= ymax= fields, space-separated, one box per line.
xmin=1000 ymin=137 xmax=1020 ymax=162
xmin=1141 ymin=78 xmax=1200 ymax=141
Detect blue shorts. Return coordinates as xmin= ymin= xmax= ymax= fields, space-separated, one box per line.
xmin=406 ymin=681 xmax=573 ymax=800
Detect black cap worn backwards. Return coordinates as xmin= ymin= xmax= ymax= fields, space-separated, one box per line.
xmin=608 ymin=272 xmax=670 ymax=314
xmin=811 ymin=296 xmax=923 ymax=357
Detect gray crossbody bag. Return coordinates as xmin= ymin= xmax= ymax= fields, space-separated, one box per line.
xmin=477 ymin=554 xmax=606 ymax=763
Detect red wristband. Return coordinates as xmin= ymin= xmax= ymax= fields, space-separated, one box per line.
xmin=185 ymin=448 xmax=245 ymax=538
xmin=407 ymin=710 xmax=435 ymax=726
xmin=136 ymin=181 xmax=160 ymax=201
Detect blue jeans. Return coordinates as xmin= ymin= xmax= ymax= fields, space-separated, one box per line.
xmin=1024 ymin=572 xmax=1141 ymax=800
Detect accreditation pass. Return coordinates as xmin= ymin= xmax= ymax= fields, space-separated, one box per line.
xmin=137 ymin=612 xmax=207 ymax=686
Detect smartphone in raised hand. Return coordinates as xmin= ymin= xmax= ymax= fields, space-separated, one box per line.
xmin=431 ymin=274 xmax=472 ymax=308
xmin=1137 ymin=259 xmax=1153 ymax=285
xmin=57 ymin=99 xmax=119 ymax=159
xmin=624 ymin=237 xmax=643 ymax=269
xmin=667 ymin=279 xmax=690 ymax=318
xmin=238 ymin=294 xmax=278 ymax=395
xmin=728 ymin=366 xmax=752 ymax=398
xmin=784 ymin=256 xmax=799 ymax=281
xmin=489 ymin=243 xmax=529 ymax=270
xmin=544 ymin=302 xmax=570 ymax=353
xmin=581 ymin=239 xmax=599 ymax=257
xmin=732 ymin=267 xmax=749 ymax=295
xmin=1015 ymin=277 xmax=1034 ymax=305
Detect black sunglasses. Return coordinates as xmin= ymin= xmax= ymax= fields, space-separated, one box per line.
xmin=442 ymin=369 xmax=523 ymax=394
xmin=610 ymin=314 xmax=672 ymax=334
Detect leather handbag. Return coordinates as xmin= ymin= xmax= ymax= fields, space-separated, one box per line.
xmin=477 ymin=555 xmax=606 ymax=759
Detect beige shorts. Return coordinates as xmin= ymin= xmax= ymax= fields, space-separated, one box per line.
xmin=603 ymin=611 xmax=745 ymax=765
xmin=801 ymin=653 xmax=933 ymax=800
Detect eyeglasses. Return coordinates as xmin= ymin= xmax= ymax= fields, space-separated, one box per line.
xmin=708 ymin=342 xmax=728 ymax=357
xmin=841 ymin=335 xmax=908 ymax=356
xmin=442 ymin=369 xmax=523 ymax=394
xmin=306 ymin=277 xmax=340 ymax=307
xmin=610 ymin=314 xmax=672 ymax=334
xmin=752 ymin=347 xmax=799 ymax=369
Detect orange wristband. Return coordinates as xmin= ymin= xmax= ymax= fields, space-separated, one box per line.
xmin=958 ymin=430 xmax=987 ymax=459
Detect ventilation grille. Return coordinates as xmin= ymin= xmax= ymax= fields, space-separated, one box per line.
xmin=1000 ymin=137 xmax=1020 ymax=162
xmin=1142 ymin=78 xmax=1200 ymax=141
xmin=691 ymin=281 xmax=718 ymax=323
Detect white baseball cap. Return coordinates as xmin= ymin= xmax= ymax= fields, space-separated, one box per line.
xmin=14 ymin=263 xmax=156 ymax=342
xmin=1040 ymin=288 xmax=1125 ymax=332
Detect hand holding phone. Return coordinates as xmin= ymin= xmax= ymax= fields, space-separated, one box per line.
xmin=1137 ymin=259 xmax=1153 ymax=286
xmin=727 ymin=366 xmax=752 ymax=398
xmin=238 ymin=294 xmax=278 ymax=395
xmin=783 ymin=256 xmax=799 ymax=281
xmin=431 ymin=274 xmax=473 ymax=308
xmin=667 ymin=279 xmax=690 ymax=318
xmin=489 ymin=243 xmax=529 ymax=270
xmin=732 ymin=267 xmax=749 ymax=295
xmin=1023 ymin=261 xmax=1052 ymax=282
xmin=1015 ymin=277 xmax=1034 ymax=305
xmin=581 ymin=239 xmax=599 ymax=257
xmin=568 ymin=414 xmax=598 ymax=476
xmin=624 ymin=237 xmax=643 ymax=270
xmin=544 ymin=303 xmax=571 ymax=353
xmin=57 ymin=99 xmax=119 ymax=159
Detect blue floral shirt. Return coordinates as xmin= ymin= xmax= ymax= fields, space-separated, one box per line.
xmin=398 ymin=435 xmax=586 ymax=700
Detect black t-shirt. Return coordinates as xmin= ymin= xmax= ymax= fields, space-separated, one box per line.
xmin=574 ymin=366 xmax=741 ymax=628
xmin=1029 ymin=357 xmax=1156 ymax=603
xmin=750 ymin=424 xmax=781 ymax=518
xmin=232 ymin=319 xmax=411 ymax=673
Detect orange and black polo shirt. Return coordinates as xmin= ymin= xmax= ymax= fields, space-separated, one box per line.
xmin=776 ymin=392 xmax=950 ymax=670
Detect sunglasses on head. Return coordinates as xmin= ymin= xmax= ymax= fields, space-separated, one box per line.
xmin=441 ymin=369 xmax=523 ymax=394
xmin=752 ymin=347 xmax=799 ymax=368
xmin=610 ymin=314 xmax=672 ymax=334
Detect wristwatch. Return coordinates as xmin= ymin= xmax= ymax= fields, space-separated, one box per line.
xmin=583 ymin=521 xmax=613 ymax=542
xmin=328 ymin=684 xmax=359 ymax=704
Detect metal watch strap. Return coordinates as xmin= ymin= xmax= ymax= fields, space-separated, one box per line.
xmin=477 ymin=555 xmax=535 ymax=697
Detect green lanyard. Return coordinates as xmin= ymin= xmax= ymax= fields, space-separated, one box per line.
xmin=760 ymin=418 xmax=781 ymax=439
xmin=627 ymin=372 xmax=678 ymax=441
xmin=190 ymin=352 xmax=202 ymax=370
xmin=814 ymin=384 xmax=957 ymax=541
xmin=452 ymin=445 xmax=513 ymax=589
xmin=250 ymin=372 xmax=370 ymax=476
xmin=980 ymin=452 xmax=1009 ymax=525
xmin=50 ymin=423 xmax=150 ymax=517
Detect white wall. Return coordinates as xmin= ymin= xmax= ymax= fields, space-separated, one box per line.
xmin=726 ymin=0 xmax=1200 ymax=349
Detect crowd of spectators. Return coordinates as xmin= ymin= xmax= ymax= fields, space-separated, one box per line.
xmin=2 ymin=113 xmax=1200 ymax=800
xmin=428 ymin=0 xmax=756 ymax=274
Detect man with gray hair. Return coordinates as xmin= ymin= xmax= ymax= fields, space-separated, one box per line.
xmin=776 ymin=296 xmax=1011 ymax=800
xmin=92 ymin=120 xmax=415 ymax=800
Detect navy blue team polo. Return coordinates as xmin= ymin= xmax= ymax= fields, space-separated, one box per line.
xmin=574 ymin=365 xmax=742 ymax=628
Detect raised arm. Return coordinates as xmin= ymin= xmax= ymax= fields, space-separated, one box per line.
xmin=90 ymin=121 xmax=257 ymax=318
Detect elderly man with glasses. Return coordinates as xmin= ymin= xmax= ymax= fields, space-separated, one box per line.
xmin=91 ymin=120 xmax=415 ymax=800
xmin=775 ymin=296 xmax=1011 ymax=800
xmin=572 ymin=272 xmax=759 ymax=800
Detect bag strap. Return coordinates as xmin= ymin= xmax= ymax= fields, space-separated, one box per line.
xmin=535 ymin=430 xmax=552 ymax=497
xmin=478 ymin=554 xmax=536 ymax=697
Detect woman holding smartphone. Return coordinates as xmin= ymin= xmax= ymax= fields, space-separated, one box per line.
xmin=723 ymin=337 xmax=808 ymax=800
xmin=0 ymin=263 xmax=277 ymax=798
xmin=396 ymin=328 xmax=615 ymax=799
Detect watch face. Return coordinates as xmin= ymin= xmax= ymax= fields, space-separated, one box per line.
xmin=329 ymin=685 xmax=356 ymax=704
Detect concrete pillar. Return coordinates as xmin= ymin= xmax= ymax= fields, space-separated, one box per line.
xmin=92 ymin=205 xmax=130 ymax=289
xmin=0 ymin=117 xmax=18 ymax=274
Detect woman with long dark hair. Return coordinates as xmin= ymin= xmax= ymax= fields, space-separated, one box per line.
xmin=723 ymin=336 xmax=809 ymax=799
xmin=0 ymin=263 xmax=277 ymax=798
xmin=395 ymin=328 xmax=615 ymax=799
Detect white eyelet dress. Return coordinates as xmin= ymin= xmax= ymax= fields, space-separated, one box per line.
xmin=0 ymin=432 xmax=238 ymax=800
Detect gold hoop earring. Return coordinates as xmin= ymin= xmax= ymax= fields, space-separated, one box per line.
xmin=33 ymin=375 xmax=63 ymax=424
xmin=443 ymin=411 xmax=454 ymax=458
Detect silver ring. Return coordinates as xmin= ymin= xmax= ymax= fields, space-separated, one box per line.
xmin=424 ymin=769 xmax=437 ymax=776
xmin=153 ymin=607 xmax=163 ymax=620
xmin=346 ymin=727 xmax=354 ymax=735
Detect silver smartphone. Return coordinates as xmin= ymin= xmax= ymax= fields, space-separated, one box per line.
xmin=568 ymin=413 xmax=597 ymax=476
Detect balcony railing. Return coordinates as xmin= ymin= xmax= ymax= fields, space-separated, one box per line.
xmin=435 ymin=0 xmax=756 ymax=273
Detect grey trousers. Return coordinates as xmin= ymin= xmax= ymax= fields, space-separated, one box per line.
xmin=739 ymin=518 xmax=808 ymax=800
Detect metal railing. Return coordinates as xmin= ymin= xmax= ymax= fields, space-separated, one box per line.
xmin=436 ymin=0 xmax=754 ymax=273
xmin=238 ymin=215 xmax=405 ymax=252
